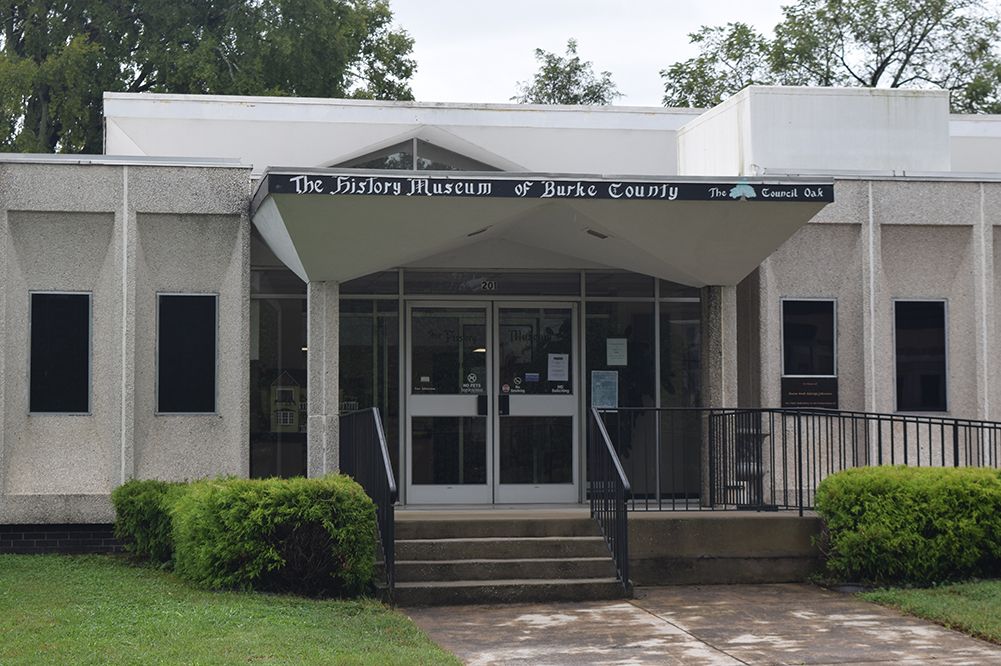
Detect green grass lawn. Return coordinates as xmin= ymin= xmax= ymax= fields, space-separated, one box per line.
xmin=863 ymin=580 xmax=1001 ymax=645
xmin=0 ymin=554 xmax=458 ymax=665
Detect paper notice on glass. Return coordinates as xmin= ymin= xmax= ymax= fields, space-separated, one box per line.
xmin=547 ymin=353 xmax=569 ymax=382
xmin=606 ymin=338 xmax=627 ymax=366
xmin=591 ymin=370 xmax=618 ymax=409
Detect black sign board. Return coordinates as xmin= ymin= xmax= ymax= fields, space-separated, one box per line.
xmin=781 ymin=377 xmax=839 ymax=409
xmin=265 ymin=173 xmax=834 ymax=204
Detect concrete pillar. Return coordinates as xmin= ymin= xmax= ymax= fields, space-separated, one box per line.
xmin=973 ymin=183 xmax=994 ymax=421
xmin=861 ymin=181 xmax=881 ymax=415
xmin=119 ymin=166 xmax=136 ymax=483
xmin=700 ymin=285 xmax=738 ymax=505
xmin=306 ymin=280 xmax=340 ymax=476
xmin=0 ymin=202 xmax=6 ymax=496
xmin=701 ymin=285 xmax=738 ymax=409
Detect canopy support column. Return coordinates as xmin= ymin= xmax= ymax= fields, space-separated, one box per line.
xmin=306 ymin=280 xmax=340 ymax=476
xmin=701 ymin=285 xmax=738 ymax=504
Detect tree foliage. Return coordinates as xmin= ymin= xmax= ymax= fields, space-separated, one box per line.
xmin=1 ymin=0 xmax=416 ymax=153
xmin=513 ymin=38 xmax=621 ymax=105
xmin=661 ymin=0 xmax=1001 ymax=113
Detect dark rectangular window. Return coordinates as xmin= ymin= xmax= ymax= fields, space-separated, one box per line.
xmin=782 ymin=300 xmax=836 ymax=376
xmin=158 ymin=294 xmax=217 ymax=413
xmin=30 ymin=292 xmax=90 ymax=413
xmin=895 ymin=300 xmax=947 ymax=412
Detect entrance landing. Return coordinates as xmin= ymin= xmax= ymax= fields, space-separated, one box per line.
xmin=394 ymin=509 xmax=824 ymax=592
xmin=408 ymin=584 xmax=1001 ymax=665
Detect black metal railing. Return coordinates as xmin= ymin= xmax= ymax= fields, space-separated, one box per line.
xmin=339 ymin=407 xmax=398 ymax=599
xmin=587 ymin=406 xmax=631 ymax=593
xmin=594 ymin=407 xmax=1001 ymax=515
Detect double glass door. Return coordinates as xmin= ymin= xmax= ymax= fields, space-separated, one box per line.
xmin=406 ymin=302 xmax=578 ymax=504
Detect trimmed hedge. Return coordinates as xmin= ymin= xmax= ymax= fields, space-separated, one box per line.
xmin=815 ymin=466 xmax=1001 ymax=584
xmin=111 ymin=479 xmax=188 ymax=564
xmin=171 ymin=475 xmax=376 ymax=596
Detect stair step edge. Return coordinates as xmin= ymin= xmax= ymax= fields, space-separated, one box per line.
xmin=395 ymin=577 xmax=621 ymax=588
xmin=397 ymin=536 xmax=604 ymax=543
xmin=397 ymin=557 xmax=612 ymax=565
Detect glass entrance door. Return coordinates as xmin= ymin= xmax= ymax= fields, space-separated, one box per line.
xmin=405 ymin=301 xmax=578 ymax=504
xmin=406 ymin=304 xmax=491 ymax=504
xmin=494 ymin=304 xmax=578 ymax=503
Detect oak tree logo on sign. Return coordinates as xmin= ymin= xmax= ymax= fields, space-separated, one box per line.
xmin=729 ymin=182 xmax=757 ymax=200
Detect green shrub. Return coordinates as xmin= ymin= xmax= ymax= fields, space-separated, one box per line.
xmin=111 ymin=479 xmax=188 ymax=564
xmin=815 ymin=466 xmax=1001 ymax=584
xmin=171 ymin=475 xmax=376 ymax=596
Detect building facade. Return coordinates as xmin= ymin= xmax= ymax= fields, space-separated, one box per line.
xmin=2 ymin=86 xmax=1001 ymax=523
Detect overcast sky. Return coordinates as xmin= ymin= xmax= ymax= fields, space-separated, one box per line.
xmin=390 ymin=0 xmax=788 ymax=107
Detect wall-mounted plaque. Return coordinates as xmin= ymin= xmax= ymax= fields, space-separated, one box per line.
xmin=781 ymin=377 xmax=838 ymax=409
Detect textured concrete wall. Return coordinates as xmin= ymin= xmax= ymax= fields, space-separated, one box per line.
xmin=756 ymin=178 xmax=992 ymax=421
xmin=0 ymin=161 xmax=250 ymax=523
xmin=629 ymin=512 xmax=823 ymax=585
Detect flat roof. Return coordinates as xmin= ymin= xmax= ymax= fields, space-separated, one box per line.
xmin=103 ymin=92 xmax=701 ymax=132
xmin=0 ymin=153 xmax=248 ymax=169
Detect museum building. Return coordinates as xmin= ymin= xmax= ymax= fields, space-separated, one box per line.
xmin=2 ymin=85 xmax=1001 ymax=525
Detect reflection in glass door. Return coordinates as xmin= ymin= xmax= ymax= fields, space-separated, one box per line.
xmin=406 ymin=304 xmax=491 ymax=503
xmin=494 ymin=304 xmax=578 ymax=503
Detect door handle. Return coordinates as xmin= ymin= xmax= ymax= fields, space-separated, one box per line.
xmin=477 ymin=395 xmax=488 ymax=416
xmin=498 ymin=394 xmax=510 ymax=415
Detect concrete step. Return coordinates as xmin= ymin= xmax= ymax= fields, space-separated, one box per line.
xmin=393 ymin=577 xmax=627 ymax=607
xmin=396 ymin=536 xmax=610 ymax=561
xmin=396 ymin=557 xmax=616 ymax=582
xmin=395 ymin=517 xmax=599 ymax=540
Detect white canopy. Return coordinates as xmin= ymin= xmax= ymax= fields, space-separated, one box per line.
xmin=251 ymin=170 xmax=833 ymax=287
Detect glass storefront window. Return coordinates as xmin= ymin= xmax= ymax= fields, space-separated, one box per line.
xmin=341 ymin=271 xmax=399 ymax=295
xmin=250 ymin=296 xmax=308 ymax=478
xmin=659 ymin=280 xmax=700 ymax=299
xmin=585 ymin=301 xmax=656 ymax=409
xmin=587 ymin=301 xmax=655 ymax=498
xmin=251 ymin=269 xmax=307 ymax=295
xmin=340 ymin=299 xmax=401 ymax=475
xmin=404 ymin=271 xmax=580 ymax=296
xmin=245 ymin=263 xmax=703 ymax=501
xmin=659 ymin=301 xmax=702 ymax=499
xmin=586 ymin=272 xmax=653 ymax=297
xmin=660 ymin=301 xmax=702 ymax=407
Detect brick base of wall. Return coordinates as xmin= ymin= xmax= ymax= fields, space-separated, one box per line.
xmin=0 ymin=524 xmax=122 ymax=554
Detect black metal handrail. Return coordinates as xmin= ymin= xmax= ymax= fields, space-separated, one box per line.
xmin=594 ymin=406 xmax=1001 ymax=515
xmin=339 ymin=407 xmax=398 ymax=599
xmin=587 ymin=406 xmax=631 ymax=594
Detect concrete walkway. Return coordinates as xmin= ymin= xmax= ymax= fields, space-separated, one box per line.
xmin=406 ymin=583 xmax=1001 ymax=665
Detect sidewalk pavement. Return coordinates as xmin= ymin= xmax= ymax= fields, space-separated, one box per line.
xmin=406 ymin=583 xmax=1001 ymax=665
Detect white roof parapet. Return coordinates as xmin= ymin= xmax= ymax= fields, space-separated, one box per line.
xmin=678 ymin=86 xmax=953 ymax=177
xmin=0 ymin=153 xmax=247 ymax=168
xmin=103 ymin=92 xmax=701 ymax=130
